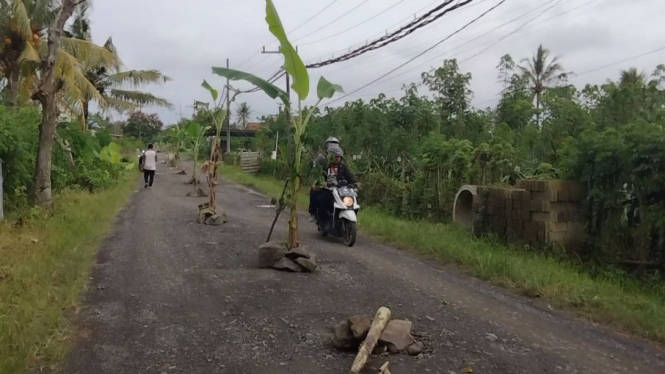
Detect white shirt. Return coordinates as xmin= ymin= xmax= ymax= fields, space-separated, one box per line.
xmin=143 ymin=150 xmax=157 ymax=171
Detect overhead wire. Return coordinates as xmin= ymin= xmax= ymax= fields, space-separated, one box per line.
xmin=460 ymin=0 xmax=563 ymax=63
xmin=471 ymin=44 xmax=665 ymax=107
xmin=296 ymin=0 xmax=407 ymax=47
xmin=290 ymin=0 xmax=373 ymax=43
xmin=351 ymin=0 xmax=562 ymax=80
xmin=351 ymin=0 xmax=590 ymax=95
xmin=306 ymin=0 xmax=478 ymax=69
xmin=321 ymin=0 xmax=507 ymax=107
xmin=237 ymin=1 xmax=340 ymax=71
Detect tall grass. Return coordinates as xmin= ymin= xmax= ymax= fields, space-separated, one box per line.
xmin=223 ymin=166 xmax=665 ymax=343
xmin=0 ymin=173 xmax=136 ymax=373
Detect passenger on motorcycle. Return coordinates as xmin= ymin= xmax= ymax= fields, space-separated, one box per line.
xmin=309 ymin=137 xmax=340 ymax=222
xmin=312 ymin=146 xmax=359 ymax=232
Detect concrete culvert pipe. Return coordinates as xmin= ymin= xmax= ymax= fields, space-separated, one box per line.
xmin=453 ymin=185 xmax=479 ymax=230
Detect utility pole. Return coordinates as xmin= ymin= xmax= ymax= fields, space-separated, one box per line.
xmin=226 ymin=58 xmax=232 ymax=153
xmin=261 ymin=46 xmax=296 ymax=161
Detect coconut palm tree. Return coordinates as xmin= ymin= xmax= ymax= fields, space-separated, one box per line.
xmin=235 ymin=102 xmax=252 ymax=128
xmin=619 ymin=67 xmax=647 ymax=87
xmin=63 ymin=5 xmax=172 ymax=128
xmin=0 ymin=0 xmax=120 ymax=110
xmin=518 ymin=44 xmax=567 ymax=127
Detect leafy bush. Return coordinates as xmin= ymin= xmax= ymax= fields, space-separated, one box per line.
xmin=0 ymin=106 xmax=40 ymax=211
xmin=0 ymin=106 xmax=134 ymax=215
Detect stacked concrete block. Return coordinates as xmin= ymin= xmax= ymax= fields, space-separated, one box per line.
xmin=470 ymin=180 xmax=587 ymax=250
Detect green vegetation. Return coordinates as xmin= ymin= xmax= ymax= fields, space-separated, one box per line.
xmin=211 ymin=0 xmax=344 ymax=249
xmin=1 ymin=2 xmax=170 ymax=371
xmin=254 ymin=47 xmax=665 ymax=270
xmin=223 ymin=166 xmax=665 ymax=343
xmin=0 ymin=173 xmax=136 ymax=373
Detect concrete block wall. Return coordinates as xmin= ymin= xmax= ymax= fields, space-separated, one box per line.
xmin=455 ymin=180 xmax=587 ymax=250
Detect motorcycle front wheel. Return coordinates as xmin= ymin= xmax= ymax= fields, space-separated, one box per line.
xmin=342 ymin=220 xmax=357 ymax=247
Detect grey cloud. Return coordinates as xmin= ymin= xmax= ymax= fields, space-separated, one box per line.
xmin=89 ymin=0 xmax=665 ymax=125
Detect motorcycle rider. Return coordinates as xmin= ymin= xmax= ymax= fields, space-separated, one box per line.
xmin=309 ymin=137 xmax=340 ymax=222
xmin=312 ymin=146 xmax=359 ymax=232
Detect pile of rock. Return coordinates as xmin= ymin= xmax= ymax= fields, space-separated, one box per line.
xmin=332 ymin=315 xmax=424 ymax=356
xmin=258 ymin=242 xmax=318 ymax=273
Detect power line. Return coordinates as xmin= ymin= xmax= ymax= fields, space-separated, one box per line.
xmin=377 ymin=0 xmax=580 ymax=84
xmin=460 ymin=0 xmax=562 ymax=63
xmin=291 ymin=0 xmax=372 ymax=43
xmin=307 ymin=0 xmax=477 ymax=69
xmin=469 ymin=44 xmax=665 ymax=108
xmin=237 ymin=1 xmax=340 ymax=70
xmin=322 ymin=0 xmax=507 ymax=106
xmin=314 ymin=0 xmax=443 ymax=60
xmin=287 ymin=0 xmax=340 ymax=36
xmin=574 ymin=45 xmax=665 ymax=77
xmin=297 ymin=0 xmax=407 ymax=47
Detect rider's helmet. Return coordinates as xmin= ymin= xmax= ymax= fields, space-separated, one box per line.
xmin=328 ymin=145 xmax=344 ymax=158
xmin=325 ymin=137 xmax=340 ymax=150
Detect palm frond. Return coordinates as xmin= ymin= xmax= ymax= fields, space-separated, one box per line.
xmin=56 ymin=50 xmax=108 ymax=109
xmin=108 ymin=88 xmax=172 ymax=108
xmin=60 ymin=37 xmax=122 ymax=71
xmin=100 ymin=95 xmax=140 ymax=113
xmin=107 ymin=69 xmax=171 ymax=87
xmin=11 ymin=0 xmax=33 ymax=40
xmin=18 ymin=40 xmax=40 ymax=62
xmin=102 ymin=36 xmax=116 ymax=54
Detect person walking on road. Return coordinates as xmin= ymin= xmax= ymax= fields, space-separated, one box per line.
xmin=142 ymin=144 xmax=158 ymax=189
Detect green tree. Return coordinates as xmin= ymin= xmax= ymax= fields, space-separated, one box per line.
xmin=518 ymin=44 xmax=567 ymax=127
xmin=122 ymin=111 xmax=163 ymax=143
xmin=235 ymin=102 xmax=252 ymax=128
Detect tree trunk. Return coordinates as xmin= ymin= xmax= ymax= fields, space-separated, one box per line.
xmin=535 ymin=92 xmax=542 ymax=129
xmin=31 ymin=0 xmax=81 ymax=206
xmin=82 ymin=98 xmax=90 ymax=130
xmin=9 ymin=63 xmax=20 ymax=107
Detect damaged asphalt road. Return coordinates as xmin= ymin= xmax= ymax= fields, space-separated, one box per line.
xmin=63 ymin=167 xmax=665 ymax=373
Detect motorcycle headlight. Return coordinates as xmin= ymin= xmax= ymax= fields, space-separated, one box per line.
xmin=343 ymin=196 xmax=354 ymax=207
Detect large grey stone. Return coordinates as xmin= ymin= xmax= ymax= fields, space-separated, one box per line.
xmin=284 ymin=245 xmax=312 ymax=260
xmin=379 ymin=320 xmax=415 ymax=351
xmin=205 ymin=212 xmax=226 ymax=225
xmin=294 ymin=253 xmax=317 ymax=272
xmin=407 ymin=341 xmax=424 ymax=356
xmin=331 ymin=321 xmax=358 ymax=351
xmin=258 ymin=242 xmax=287 ymax=268
xmin=348 ymin=315 xmax=371 ymax=340
xmin=272 ymin=257 xmax=304 ymax=272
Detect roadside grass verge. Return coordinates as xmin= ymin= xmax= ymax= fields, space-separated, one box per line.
xmin=0 ymin=172 xmax=137 ymax=373
xmin=223 ymin=166 xmax=665 ymax=343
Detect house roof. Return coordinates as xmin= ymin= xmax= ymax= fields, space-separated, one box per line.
xmin=246 ymin=122 xmax=265 ymax=131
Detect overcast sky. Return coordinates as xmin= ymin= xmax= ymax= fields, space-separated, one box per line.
xmin=89 ymin=0 xmax=665 ymax=125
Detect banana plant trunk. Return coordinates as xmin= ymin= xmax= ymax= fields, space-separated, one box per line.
xmin=287 ymin=130 xmax=303 ymax=249
xmin=31 ymin=0 xmax=79 ymax=206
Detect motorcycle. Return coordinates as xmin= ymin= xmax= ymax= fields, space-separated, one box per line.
xmin=316 ymin=181 xmax=360 ymax=247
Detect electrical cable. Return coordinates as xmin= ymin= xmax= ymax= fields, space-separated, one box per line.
xmin=307 ymin=0 xmax=477 ymax=69
xmin=320 ymin=0 xmax=506 ymax=106
xmin=297 ymin=0 xmax=406 ymax=47
xmin=291 ymin=0 xmax=372 ymax=43
xmin=237 ymin=1 xmax=340 ymax=70
xmin=368 ymin=0 xmax=579 ymax=87
xmin=460 ymin=0 xmax=562 ymax=63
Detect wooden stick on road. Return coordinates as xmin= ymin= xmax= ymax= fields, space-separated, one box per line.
xmin=348 ymin=307 xmax=392 ymax=374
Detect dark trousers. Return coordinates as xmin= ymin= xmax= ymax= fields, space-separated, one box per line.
xmin=309 ymin=188 xmax=322 ymax=215
xmin=313 ymin=189 xmax=334 ymax=224
xmin=143 ymin=169 xmax=155 ymax=186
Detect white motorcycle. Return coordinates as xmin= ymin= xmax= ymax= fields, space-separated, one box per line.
xmin=316 ymin=181 xmax=360 ymax=247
